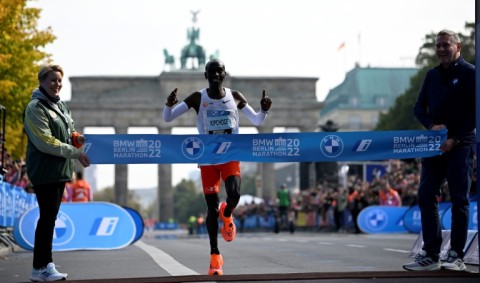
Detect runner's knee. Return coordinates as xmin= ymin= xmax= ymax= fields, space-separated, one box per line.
xmin=225 ymin=175 xmax=241 ymax=203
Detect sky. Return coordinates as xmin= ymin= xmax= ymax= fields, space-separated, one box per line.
xmin=30 ymin=0 xmax=475 ymax=190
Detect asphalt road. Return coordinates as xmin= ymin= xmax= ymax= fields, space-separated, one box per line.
xmin=1 ymin=229 xmax=478 ymax=283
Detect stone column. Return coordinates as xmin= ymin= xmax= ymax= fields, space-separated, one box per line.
xmin=299 ymin=126 xmax=319 ymax=190
xmin=257 ymin=126 xmax=275 ymax=201
xmin=157 ymin=127 xmax=173 ymax=222
xmin=114 ymin=126 xmax=129 ymax=206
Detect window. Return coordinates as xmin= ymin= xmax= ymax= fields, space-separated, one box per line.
xmin=350 ymin=97 xmax=359 ymax=106
xmin=376 ymin=96 xmax=387 ymax=107
xmin=349 ymin=115 xmax=361 ymax=129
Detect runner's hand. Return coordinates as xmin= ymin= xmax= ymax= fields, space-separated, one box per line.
xmin=166 ymin=88 xmax=178 ymax=107
xmin=260 ymin=90 xmax=272 ymax=112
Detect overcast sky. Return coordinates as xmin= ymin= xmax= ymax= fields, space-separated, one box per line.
xmin=30 ymin=0 xmax=475 ymax=189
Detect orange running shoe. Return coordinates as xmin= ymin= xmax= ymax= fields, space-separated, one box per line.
xmin=219 ymin=202 xmax=236 ymax=242
xmin=208 ymin=254 xmax=224 ymax=275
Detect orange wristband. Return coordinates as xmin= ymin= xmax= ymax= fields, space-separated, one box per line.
xmin=71 ymin=132 xmax=82 ymax=148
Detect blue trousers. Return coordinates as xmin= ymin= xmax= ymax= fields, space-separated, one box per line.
xmin=418 ymin=145 xmax=474 ymax=259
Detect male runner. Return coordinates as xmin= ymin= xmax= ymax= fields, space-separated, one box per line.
xmin=163 ymin=59 xmax=272 ymax=275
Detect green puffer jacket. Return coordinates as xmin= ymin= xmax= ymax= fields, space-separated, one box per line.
xmin=23 ymin=88 xmax=82 ymax=186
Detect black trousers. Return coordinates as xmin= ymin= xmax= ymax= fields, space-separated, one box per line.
xmin=32 ymin=182 xmax=65 ymax=269
xmin=418 ymin=145 xmax=474 ymax=259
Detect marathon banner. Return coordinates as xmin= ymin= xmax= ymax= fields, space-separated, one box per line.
xmin=84 ymin=129 xmax=447 ymax=164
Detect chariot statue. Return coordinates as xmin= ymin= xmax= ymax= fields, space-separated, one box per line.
xmin=180 ymin=10 xmax=206 ymax=70
xmin=163 ymin=49 xmax=175 ymax=71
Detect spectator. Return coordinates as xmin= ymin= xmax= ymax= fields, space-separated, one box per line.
xmin=378 ymin=177 xmax=402 ymax=206
xmin=334 ymin=188 xmax=349 ymax=231
xmin=71 ymin=171 xmax=92 ymax=202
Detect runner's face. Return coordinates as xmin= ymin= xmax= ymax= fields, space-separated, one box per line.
xmin=205 ymin=63 xmax=226 ymax=86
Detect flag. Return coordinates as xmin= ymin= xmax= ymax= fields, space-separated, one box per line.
xmin=337 ymin=42 xmax=346 ymax=51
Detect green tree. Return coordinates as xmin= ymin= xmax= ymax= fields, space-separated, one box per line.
xmin=375 ymin=23 xmax=475 ymax=130
xmin=0 ymin=0 xmax=55 ymax=158
xmin=239 ymin=174 xmax=256 ymax=196
xmin=173 ymin=179 xmax=206 ymax=224
xmin=93 ymin=186 xmax=142 ymax=212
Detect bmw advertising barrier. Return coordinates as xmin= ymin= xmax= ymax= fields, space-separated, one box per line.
xmin=122 ymin=206 xmax=144 ymax=243
xmin=14 ymin=202 xmax=136 ymax=251
xmin=357 ymin=206 xmax=409 ymax=233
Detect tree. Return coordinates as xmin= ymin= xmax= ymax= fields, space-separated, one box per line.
xmin=93 ymin=186 xmax=142 ymax=212
xmin=375 ymin=23 xmax=475 ymax=130
xmin=173 ymin=179 xmax=206 ymax=224
xmin=238 ymin=174 xmax=256 ymax=196
xmin=0 ymin=0 xmax=55 ymax=158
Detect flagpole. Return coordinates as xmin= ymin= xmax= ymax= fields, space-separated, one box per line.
xmin=337 ymin=42 xmax=347 ymax=76
xmin=357 ymin=32 xmax=362 ymax=67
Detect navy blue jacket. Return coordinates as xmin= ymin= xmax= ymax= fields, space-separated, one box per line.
xmin=413 ymin=57 xmax=475 ymax=145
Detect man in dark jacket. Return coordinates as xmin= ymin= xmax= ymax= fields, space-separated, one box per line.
xmin=403 ymin=30 xmax=475 ymax=272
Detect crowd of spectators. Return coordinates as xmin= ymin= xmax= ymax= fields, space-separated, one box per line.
xmin=1 ymin=147 xmax=96 ymax=204
xmin=234 ymin=159 xmax=478 ymax=233
xmin=1 ymin=147 xmax=32 ymax=191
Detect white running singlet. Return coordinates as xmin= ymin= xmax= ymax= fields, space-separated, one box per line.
xmin=196 ymin=88 xmax=239 ymax=135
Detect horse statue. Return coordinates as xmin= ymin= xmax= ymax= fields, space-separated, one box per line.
xmin=180 ymin=26 xmax=206 ymax=69
xmin=163 ymin=49 xmax=175 ymax=71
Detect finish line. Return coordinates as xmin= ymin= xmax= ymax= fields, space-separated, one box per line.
xmin=85 ymin=129 xmax=447 ymax=164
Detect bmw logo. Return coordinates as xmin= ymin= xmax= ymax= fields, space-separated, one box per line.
xmin=182 ymin=137 xmax=205 ymax=160
xmin=52 ymin=211 xmax=75 ymax=246
xmin=320 ymin=135 xmax=344 ymax=158
xmin=364 ymin=209 xmax=388 ymax=231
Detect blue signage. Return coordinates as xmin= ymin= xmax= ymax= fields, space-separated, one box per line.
xmin=357 ymin=206 xmax=409 ymax=233
xmin=14 ymin=202 xmax=136 ymax=251
xmin=84 ymin=130 xmax=446 ymax=164
xmin=0 ymin=180 xmax=37 ymax=227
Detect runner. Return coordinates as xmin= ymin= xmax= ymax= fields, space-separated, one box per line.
xmin=163 ymin=59 xmax=272 ymax=275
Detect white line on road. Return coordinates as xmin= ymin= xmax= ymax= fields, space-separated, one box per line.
xmin=384 ymin=248 xmax=410 ymax=253
xmin=135 ymin=240 xmax=199 ymax=276
xmin=346 ymin=244 xmax=366 ymax=248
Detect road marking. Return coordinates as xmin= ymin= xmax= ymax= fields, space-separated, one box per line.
xmin=384 ymin=248 xmax=410 ymax=253
xmin=346 ymin=244 xmax=365 ymax=248
xmin=135 ymin=240 xmax=199 ymax=276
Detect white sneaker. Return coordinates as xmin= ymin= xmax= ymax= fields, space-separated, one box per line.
xmin=30 ymin=262 xmax=68 ymax=282
xmin=442 ymin=250 xmax=467 ymax=271
xmin=403 ymin=250 xmax=441 ymax=271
